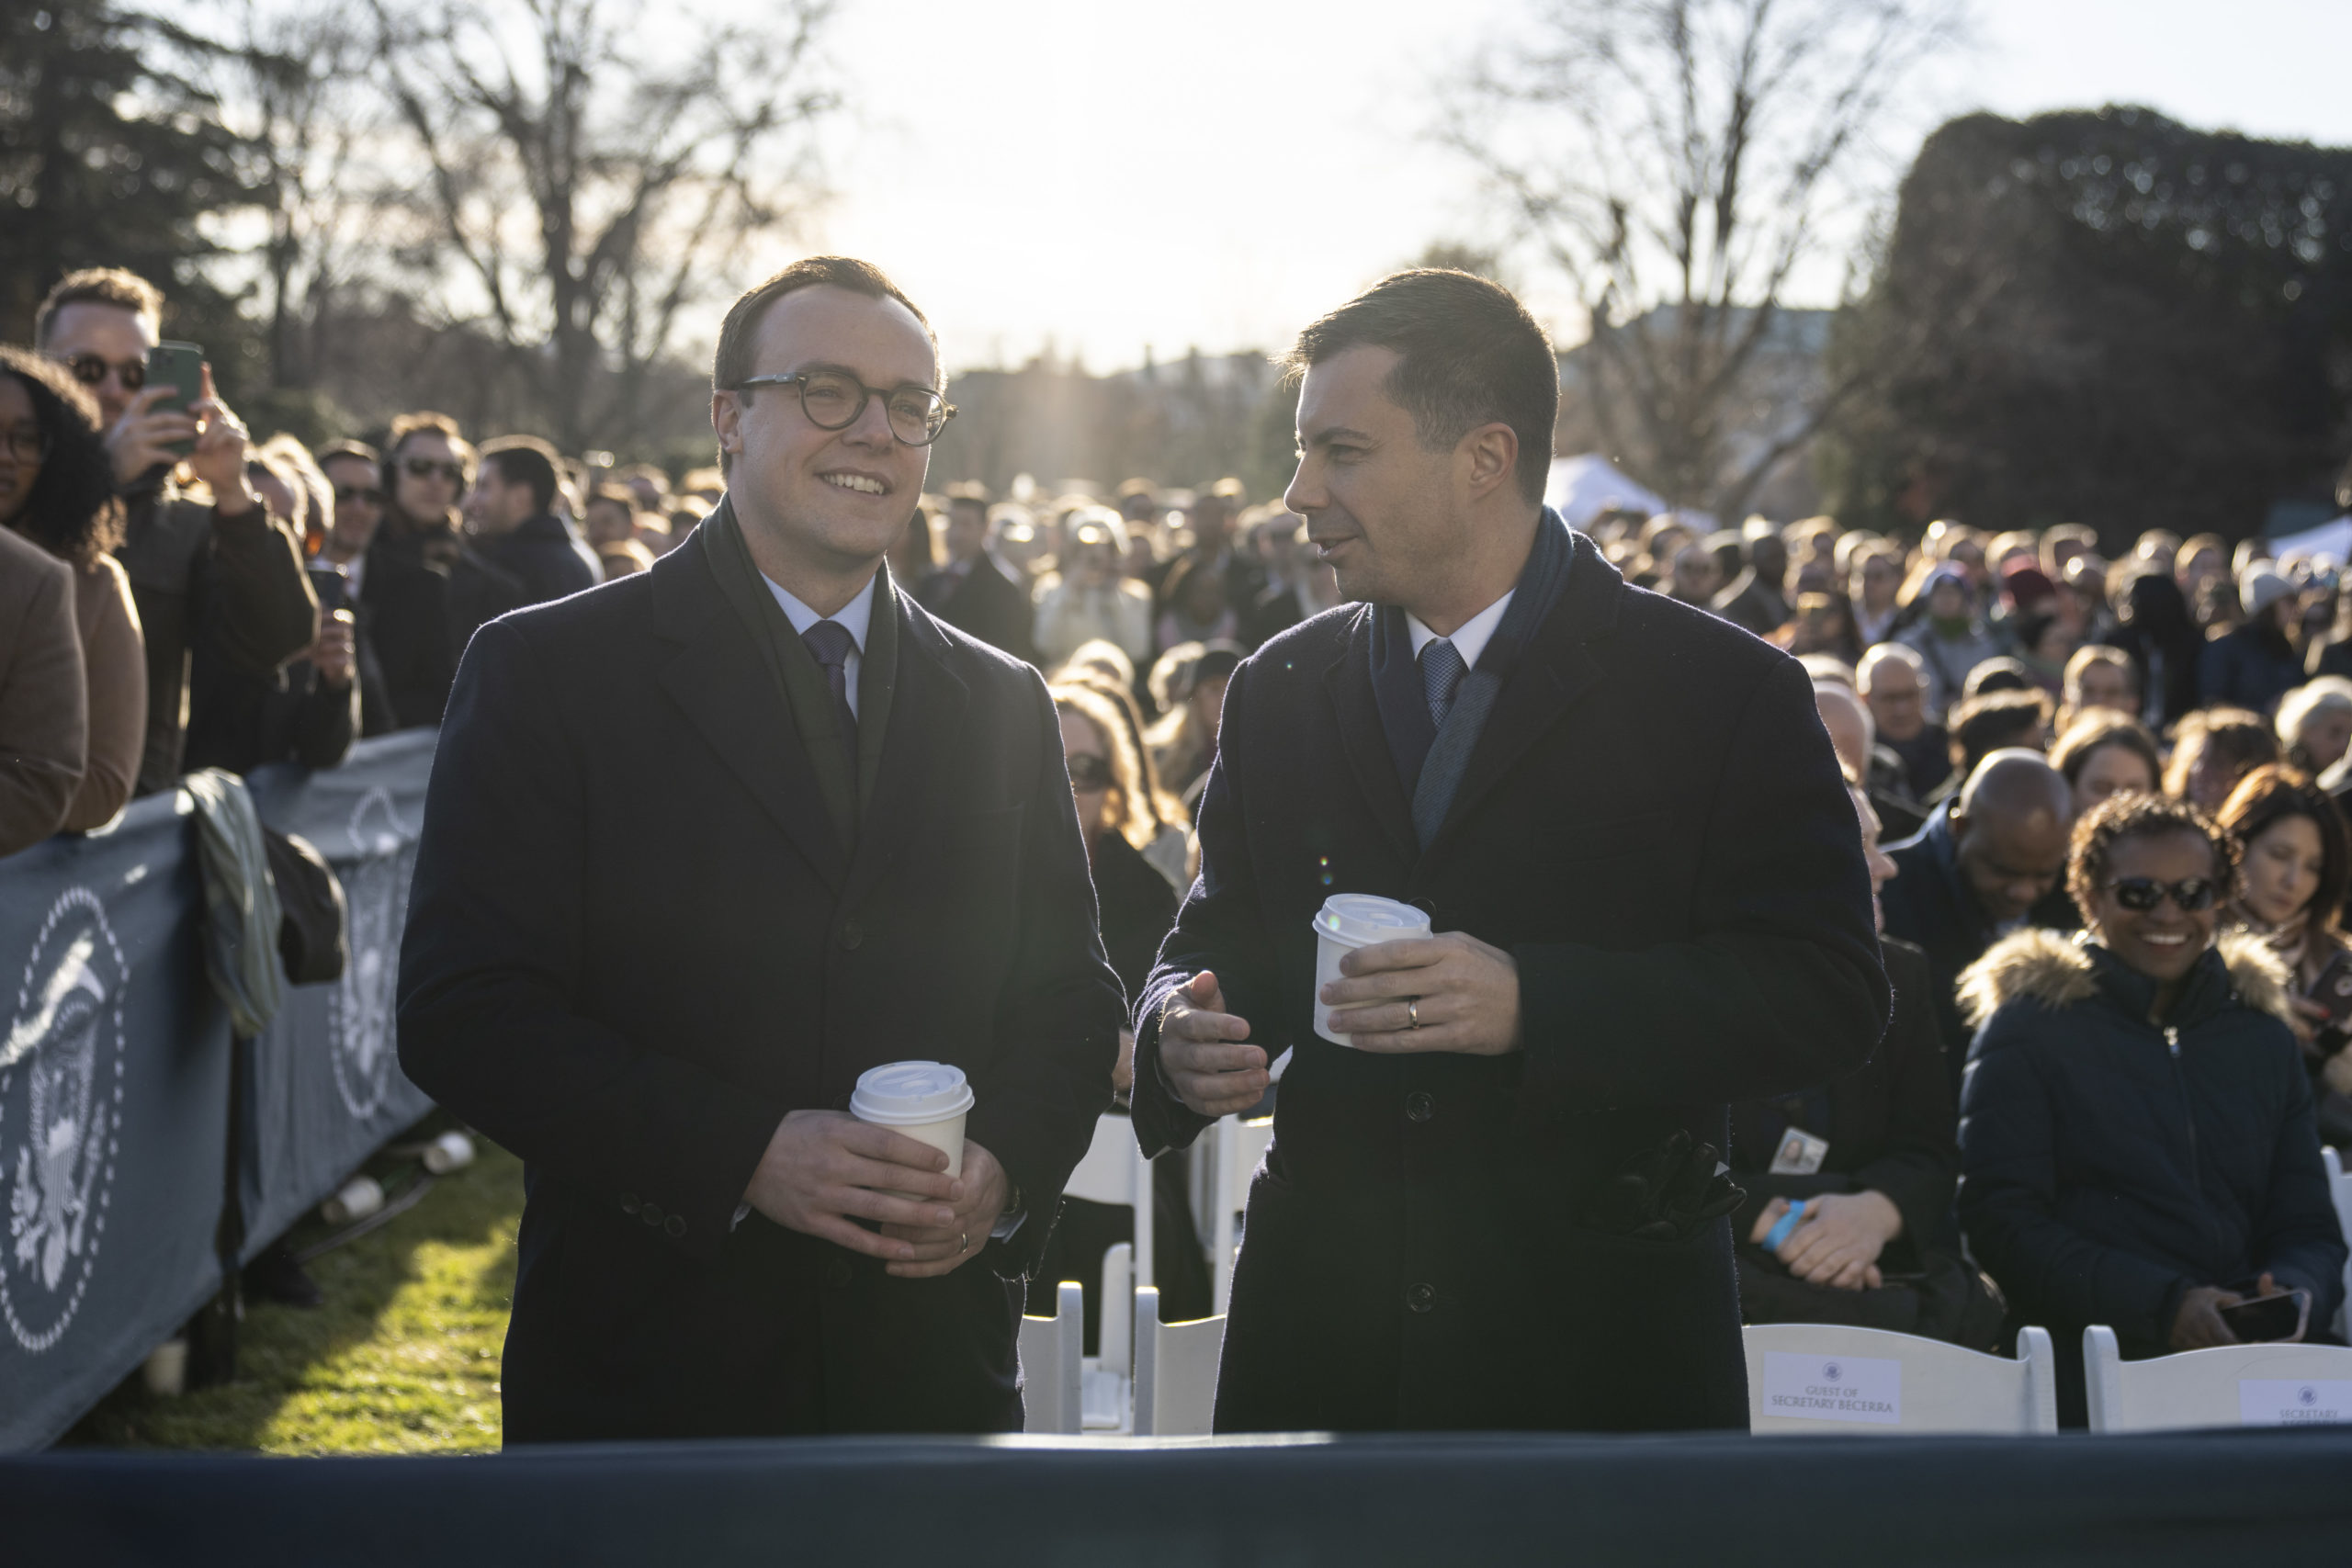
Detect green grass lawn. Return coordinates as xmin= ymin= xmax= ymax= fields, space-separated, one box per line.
xmin=63 ymin=1136 xmax=524 ymax=1454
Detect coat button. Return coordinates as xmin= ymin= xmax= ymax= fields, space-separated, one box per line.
xmin=1407 ymin=1282 xmax=1436 ymax=1314
xmin=1406 ymin=1091 xmax=1434 ymax=1122
xmin=640 ymin=1202 xmax=664 ymax=1227
xmin=664 ymin=1214 xmax=685 ymax=1238
xmin=618 ymin=1192 xmax=641 ymax=1215
xmin=824 ymin=1258 xmax=852 ymax=1289
xmin=841 ymin=919 xmax=864 ymax=950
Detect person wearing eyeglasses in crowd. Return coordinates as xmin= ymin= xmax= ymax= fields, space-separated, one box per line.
xmin=1023 ymin=682 xmax=1215 ymax=1346
xmin=1957 ymin=792 xmax=2346 ymax=1427
xmin=0 ymin=344 xmax=145 ymax=840
xmin=32 ymin=267 xmax=317 ymax=795
xmin=359 ymin=412 xmax=528 ymax=728
xmin=313 ymin=440 xmax=401 ymax=735
xmin=400 ymin=256 xmax=1123 ymax=1442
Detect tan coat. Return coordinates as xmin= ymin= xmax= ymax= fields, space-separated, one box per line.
xmin=0 ymin=526 xmax=87 ymax=855
xmin=62 ymin=554 xmax=145 ymax=831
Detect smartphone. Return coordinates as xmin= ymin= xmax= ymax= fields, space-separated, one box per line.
xmin=145 ymin=341 xmax=205 ymax=459
xmin=2310 ymin=950 xmax=2352 ymax=1032
xmin=2219 ymin=1288 xmax=2311 ymax=1344
xmin=306 ymin=564 xmax=351 ymax=615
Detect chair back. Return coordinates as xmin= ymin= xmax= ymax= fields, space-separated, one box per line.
xmin=1060 ymin=1112 xmax=1154 ymax=1292
xmin=1019 ymin=1280 xmax=1084 ymax=1434
xmin=1133 ymin=1285 xmax=1225 ymax=1437
xmin=2084 ymin=1324 xmax=2352 ymax=1432
xmin=2326 ymin=1146 xmax=2352 ymax=1339
xmin=1209 ymin=1115 xmax=1273 ymax=1313
xmin=1745 ymin=1323 xmax=2058 ymax=1435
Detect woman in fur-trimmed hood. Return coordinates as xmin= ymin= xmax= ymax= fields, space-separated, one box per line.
xmin=1956 ymin=792 xmax=2346 ymax=1427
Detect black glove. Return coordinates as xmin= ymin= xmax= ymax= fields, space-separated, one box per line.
xmin=1577 ymin=1130 xmax=1746 ymax=1241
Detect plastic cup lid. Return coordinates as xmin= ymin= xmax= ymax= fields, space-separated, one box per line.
xmin=851 ymin=1061 xmax=975 ymax=1123
xmin=1310 ymin=894 xmax=1432 ymax=947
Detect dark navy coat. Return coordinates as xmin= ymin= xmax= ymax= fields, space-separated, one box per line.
xmin=1133 ymin=529 xmax=1889 ymax=1433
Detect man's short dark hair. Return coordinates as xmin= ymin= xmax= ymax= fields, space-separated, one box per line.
xmin=1283 ymin=268 xmax=1559 ymax=505
xmin=480 ymin=434 xmax=561 ymax=515
xmin=1950 ymin=689 xmax=2052 ymax=766
xmin=34 ymin=266 xmax=164 ymax=345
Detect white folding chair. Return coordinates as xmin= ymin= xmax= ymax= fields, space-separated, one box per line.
xmin=1131 ymin=1284 xmax=1226 ymax=1437
xmin=1081 ymin=1244 xmax=1136 ymax=1433
xmin=2325 ymin=1146 xmax=2352 ymax=1340
xmin=1019 ymin=1280 xmax=1083 ymax=1434
xmin=1744 ymin=1323 xmax=2058 ymax=1435
xmin=1062 ymin=1112 xmax=1155 ymax=1293
xmin=2084 ymin=1325 xmax=2352 ymax=1432
xmin=1209 ymin=1115 xmax=1274 ymax=1314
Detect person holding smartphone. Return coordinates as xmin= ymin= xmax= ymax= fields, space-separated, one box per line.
xmin=32 ymin=267 xmax=316 ymax=795
xmin=1957 ymin=792 xmax=2346 ymax=1427
xmin=2219 ymin=764 xmax=2352 ymax=1148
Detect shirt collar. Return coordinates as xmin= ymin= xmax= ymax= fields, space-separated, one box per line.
xmin=763 ymin=570 xmax=877 ymax=652
xmin=1406 ymin=588 xmax=1516 ymax=672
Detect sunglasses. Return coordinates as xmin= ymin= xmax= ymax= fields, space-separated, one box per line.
xmin=62 ymin=353 xmax=146 ymax=391
xmin=1067 ymin=753 xmax=1114 ymax=792
xmin=402 ymin=456 xmax=466 ymax=484
xmin=334 ymin=483 xmax=385 ymax=505
xmin=2105 ymin=876 xmax=2218 ymax=913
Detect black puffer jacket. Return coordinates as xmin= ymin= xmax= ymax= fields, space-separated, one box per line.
xmin=1957 ymin=929 xmax=2346 ymax=1419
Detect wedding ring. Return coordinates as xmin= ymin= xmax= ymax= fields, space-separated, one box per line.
xmin=1408 ymin=998 xmax=1420 ymax=1030
xmin=958 ymin=1230 xmax=969 ymax=1254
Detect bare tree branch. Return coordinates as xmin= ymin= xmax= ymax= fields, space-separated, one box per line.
xmin=1440 ymin=0 xmax=1963 ymax=515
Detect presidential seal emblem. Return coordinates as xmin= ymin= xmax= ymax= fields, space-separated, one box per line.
xmin=325 ymin=787 xmax=413 ymax=1119
xmin=1 ymin=888 xmax=128 ymax=1353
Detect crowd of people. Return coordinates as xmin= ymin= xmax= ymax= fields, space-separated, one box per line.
xmin=1606 ymin=506 xmax=2351 ymax=1421
xmin=5 ymin=258 xmax=2350 ymax=1431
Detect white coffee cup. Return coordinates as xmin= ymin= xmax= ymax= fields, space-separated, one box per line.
xmin=851 ymin=1061 xmax=977 ymax=1199
xmin=1310 ymin=894 xmax=1434 ymax=1046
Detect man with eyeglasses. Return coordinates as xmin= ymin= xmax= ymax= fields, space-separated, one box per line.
xmin=34 ymin=267 xmax=317 ymax=795
xmin=400 ymin=255 xmax=1123 ymax=1442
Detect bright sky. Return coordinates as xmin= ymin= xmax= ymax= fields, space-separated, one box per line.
xmin=811 ymin=0 xmax=2352 ymax=372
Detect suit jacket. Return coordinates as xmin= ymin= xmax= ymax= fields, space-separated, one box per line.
xmin=921 ymin=553 xmax=1036 ymax=666
xmin=1132 ymin=529 xmax=1888 ymax=1433
xmin=397 ymin=526 xmax=1123 ymax=1441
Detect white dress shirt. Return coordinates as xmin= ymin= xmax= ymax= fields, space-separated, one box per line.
xmin=1406 ymin=589 xmax=1516 ymax=673
xmin=763 ymin=571 xmax=876 ymax=718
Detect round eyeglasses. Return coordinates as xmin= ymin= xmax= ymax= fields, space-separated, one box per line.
xmin=1 ymin=425 xmax=53 ymax=466
xmin=732 ymin=369 xmax=956 ymax=446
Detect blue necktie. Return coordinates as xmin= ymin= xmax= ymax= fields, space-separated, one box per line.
xmin=802 ymin=619 xmax=857 ymax=746
xmin=1420 ymin=637 xmax=1466 ymax=730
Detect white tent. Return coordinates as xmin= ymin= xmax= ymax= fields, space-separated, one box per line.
xmin=1544 ymin=455 xmax=1668 ymax=527
xmin=2268 ymin=513 xmax=2352 ymax=564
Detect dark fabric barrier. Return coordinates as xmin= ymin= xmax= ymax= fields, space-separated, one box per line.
xmin=0 ymin=795 xmax=234 ymax=1452
xmin=239 ymin=732 xmax=438 ymax=1260
xmin=4 ymin=1428 xmax=2350 ymax=1566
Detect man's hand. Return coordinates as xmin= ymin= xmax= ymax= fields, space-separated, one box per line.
xmin=1755 ymin=1191 xmax=1902 ymax=1291
xmin=310 ymin=609 xmax=356 ymax=688
xmin=1323 ymin=933 xmax=1521 ymax=1055
xmin=2170 ymin=1284 xmax=2245 ymax=1351
xmin=1159 ymin=970 xmax=1268 ymax=1117
xmin=881 ymin=1140 xmax=1012 ymax=1280
xmin=186 ymin=365 xmax=259 ymax=515
xmin=742 ymin=1110 xmax=960 ymax=1263
xmin=105 ymin=384 xmax=198 ymax=487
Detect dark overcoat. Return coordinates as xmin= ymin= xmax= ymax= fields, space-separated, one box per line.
xmin=1133 ymin=530 xmax=1889 ymax=1433
xmin=398 ymin=525 xmax=1123 ymax=1441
